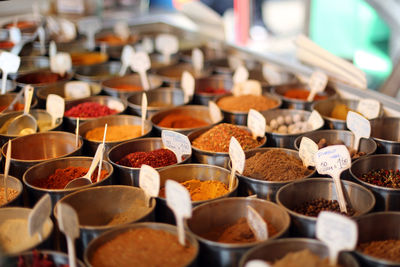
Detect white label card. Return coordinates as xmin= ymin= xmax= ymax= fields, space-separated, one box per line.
xmin=50 ymin=52 xmax=71 ymax=76
xmin=299 ymin=137 xmax=318 ymax=167
xmin=155 ymin=34 xmax=178 ymax=64
xmin=77 ymin=17 xmax=101 ymax=51
xmin=181 ymin=71 xmax=195 ymax=103
xmin=59 ymin=18 xmax=77 ymax=41
xmin=107 ymin=99 xmax=124 ymax=111
xmin=28 ymin=194 xmax=51 ymax=238
xmin=307 ymin=110 xmax=324 ymax=130
xmin=247 ymin=205 xmax=268 ymax=241
xmin=46 ymin=94 xmax=65 ymax=125
xmin=142 ymin=37 xmax=154 ymax=54
xmin=9 ymin=27 xmax=22 ymax=44
xmin=130 ymin=51 xmax=151 ymax=90
xmin=57 ymin=0 xmax=84 ymax=14
xmin=357 ymin=99 xmax=380 ymax=120
xmin=247 ymin=109 xmax=266 ymax=138
xmin=316 ymin=211 xmax=357 ymax=266
xmin=139 ymin=164 xmax=160 ymax=207
xmin=245 ymin=260 xmax=271 ymax=267
xmin=208 ymin=101 xmax=223 ymax=123
xmin=120 ymin=45 xmax=134 ymax=76
xmin=233 ymin=80 xmax=262 ymax=96
xmin=0 ymin=51 xmax=21 ymax=74
xmin=229 ymin=137 xmax=245 ymax=174
xmin=49 ymin=41 xmax=57 ymax=57
xmin=228 ymin=56 xmax=243 ymax=70
xmin=113 ymin=21 xmax=130 ymax=41
xmin=162 ymin=130 xmax=191 ymax=163
xmin=64 ymin=81 xmax=91 ymax=99
xmin=192 ymin=48 xmax=204 ymax=74
xmin=346 ymin=111 xmax=371 ymax=151
xmin=233 ymin=65 xmax=249 ymax=84
xmin=307 ymin=71 xmax=328 ymax=101
xmin=262 ymin=63 xmax=282 ymax=85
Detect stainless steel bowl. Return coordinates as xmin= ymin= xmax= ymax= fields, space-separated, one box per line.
xmin=155 ymin=62 xmax=212 ymax=87
xmin=63 ymin=95 xmax=127 ymax=132
xmin=151 ymin=105 xmax=221 ymax=136
xmin=54 ymin=185 xmax=155 ymax=256
xmin=272 ymin=83 xmax=337 ymax=110
xmin=370 ymin=117 xmax=400 ymax=154
xmin=3 ymin=250 xmax=85 ymax=267
xmin=350 ymin=154 xmax=400 ymax=211
xmin=10 ymin=56 xmax=49 ymax=79
xmin=107 ymin=137 xmax=191 ymax=186
xmin=216 ymin=92 xmax=282 ymax=125
xmin=101 ymin=73 xmax=163 ymax=98
xmin=233 ymin=148 xmax=316 ymax=201
xmin=80 ymin=114 xmax=152 ymax=156
xmin=0 ymin=174 xmax=23 ymax=208
xmin=193 ymin=75 xmax=233 ymax=105
xmin=127 ymin=87 xmax=188 ymax=118
xmin=156 ymin=164 xmax=238 ymax=223
xmin=276 ymin=178 xmax=375 ymax=237
xmin=355 ymin=211 xmax=400 ymax=267
xmin=95 ymin=31 xmax=139 ymax=59
xmin=15 ymin=70 xmax=74 ymax=90
xmin=74 ymin=61 xmax=123 ymax=83
xmin=261 ymin=109 xmax=323 ymax=149
xmin=240 ymin=238 xmax=359 ymax=267
xmin=0 ymin=92 xmax=38 ymax=112
xmin=84 ymin=222 xmax=199 ymax=267
xmin=149 ymin=53 xmax=179 ymax=69
xmin=70 ymin=52 xmax=108 ymax=67
xmin=188 ymin=125 xmax=267 ymax=168
xmin=186 ymin=197 xmax=290 ymax=267
xmin=23 ymin=156 xmax=113 ymax=208
xmin=2 ymin=131 xmax=83 ymax=178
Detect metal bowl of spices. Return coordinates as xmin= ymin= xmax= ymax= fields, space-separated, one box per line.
xmin=15 ymin=70 xmax=74 ymax=90
xmin=23 ymin=156 xmax=113 ymax=208
xmin=193 ymin=75 xmax=233 ymax=105
xmin=0 ymin=174 xmax=23 ymax=208
xmin=276 ymin=178 xmax=375 ymax=237
xmin=74 ymin=61 xmax=123 ymax=83
xmin=188 ymin=124 xmax=266 ymax=168
xmin=70 ymin=52 xmax=108 ymax=67
xmin=271 ymin=83 xmax=337 ymax=110
xmin=63 ymin=95 xmax=127 ymax=132
xmin=84 ymin=222 xmax=199 ymax=267
xmin=0 ymin=207 xmax=53 ymax=255
xmin=54 ymin=185 xmax=155 ymax=256
xmin=156 ymin=164 xmax=238 ymax=223
xmin=216 ymin=92 xmax=282 ymax=125
xmin=3 ymin=250 xmax=85 ymax=267
xmin=148 ymin=53 xmax=179 ymax=70
xmin=127 ymin=87 xmax=188 ymax=118
xmin=101 ymin=73 xmax=163 ymax=98
xmin=95 ymin=31 xmax=139 ymax=59
xmin=231 ymin=148 xmax=315 ymax=201
xmin=155 ymin=62 xmax=212 ymax=87
xmin=370 ymin=117 xmax=400 ymax=154
xmin=354 ymin=211 xmax=400 ymax=267
xmin=80 ymin=114 xmax=152 ymax=156
xmin=2 ymin=131 xmax=83 ymax=179
xmin=261 ymin=109 xmax=323 ymax=149
xmin=9 ymin=56 xmax=49 ymax=79
xmin=107 ymin=137 xmax=191 ymax=186
xmin=186 ymin=197 xmax=290 ymax=267
xmin=0 ymin=92 xmax=38 ymax=113
xmin=151 ymin=105 xmax=221 ymax=136
xmin=240 ymin=238 xmax=359 ymax=267
xmin=350 ymin=154 xmax=400 ymax=211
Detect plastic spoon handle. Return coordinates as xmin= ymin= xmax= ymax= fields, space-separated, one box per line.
xmin=24 ymin=86 xmax=34 ymax=115
xmin=4 ymin=140 xmax=11 ymax=202
xmin=84 ymin=145 xmax=103 ymax=180
xmin=1 ymin=73 xmax=7 ymax=95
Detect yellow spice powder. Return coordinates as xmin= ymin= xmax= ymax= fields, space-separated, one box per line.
xmin=86 ymin=125 xmax=142 ymax=142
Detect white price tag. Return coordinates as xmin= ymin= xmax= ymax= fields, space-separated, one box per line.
xmin=46 ymin=94 xmax=65 ymax=126
xmin=28 ymin=194 xmax=51 ymax=239
xmin=247 ymin=109 xmax=266 ymax=138
xmin=307 ymin=110 xmax=324 ymax=130
xmin=316 ymin=211 xmax=357 ymax=266
xmin=229 ymin=137 xmax=245 ymax=174
xmin=107 ymin=99 xmax=124 ymax=112
xmin=155 ymin=34 xmax=178 ymax=64
xmin=9 ymin=27 xmax=22 ymax=44
xmin=57 ymin=0 xmax=84 ymax=14
xmin=233 ymin=80 xmax=262 ymax=96
xmin=233 ymin=65 xmax=249 ymax=84
xmin=346 ymin=111 xmax=371 ymax=151
xmin=78 ymin=17 xmax=101 ymax=51
xmin=307 ymin=71 xmax=328 ymax=101
xmin=299 ymin=137 xmax=318 ymax=167
xmin=139 ymin=164 xmax=160 ymax=207
xmin=247 ymin=205 xmax=268 ymax=241
xmin=59 ymin=18 xmax=77 ymax=41
xmin=64 ymin=81 xmax=91 ymax=99
xmin=357 ymin=99 xmax=380 ymax=120
xmin=141 ymin=93 xmax=147 ymax=135
xmin=49 ymin=41 xmax=57 ymax=58
xmin=245 ymin=260 xmax=271 ymax=267
xmin=113 ymin=21 xmax=130 ymax=41
xmin=130 ymin=51 xmax=151 ymax=91
xmin=162 ymin=130 xmax=191 ymax=163
xmin=208 ymin=101 xmax=223 ymax=123
xmin=192 ymin=48 xmax=204 ymax=74
xmin=262 ymin=63 xmax=282 ymax=85
xmin=50 ymin=52 xmax=71 ymax=76
xmin=0 ymin=52 xmax=20 ymax=94
xmin=120 ymin=45 xmax=134 ymax=76
xmin=181 ymin=71 xmax=195 ymax=103
xmin=37 ymin=27 xmax=46 ymax=55
xmin=142 ymin=37 xmax=154 ymax=54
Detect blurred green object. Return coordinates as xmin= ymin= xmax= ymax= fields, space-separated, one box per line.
xmin=310 ymin=0 xmax=392 ymax=89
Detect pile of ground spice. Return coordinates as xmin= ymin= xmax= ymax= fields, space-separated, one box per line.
xmin=0 ymin=102 xmax=24 ymax=112
xmin=17 ymin=72 xmax=63 ymax=84
xmin=86 ymin=125 xmax=142 ymax=142
xmin=0 ymin=187 xmax=18 ymax=206
xmin=31 ymin=166 xmax=108 ymax=189
xmin=217 ymin=95 xmax=277 ymax=112
xmin=117 ymin=148 xmax=177 ymax=168
xmin=70 ymin=52 xmax=107 ymax=66
xmin=91 ymin=228 xmax=196 ymax=267
xmin=192 ymin=123 xmax=263 ymax=152
xmin=158 ymin=114 xmax=209 ymax=129
xmin=243 ymin=150 xmax=312 ymax=181
xmin=283 ymin=89 xmax=327 ymax=101
xmin=271 ymin=249 xmax=341 ymax=267
xmin=111 ymin=84 xmax=142 ymax=91
xmin=358 ymin=240 xmax=400 ymax=262
xmin=65 ymin=102 xmax=118 ymax=118
xmin=159 ymin=179 xmax=229 ymax=201
xmin=201 ymin=217 xmax=278 ymax=244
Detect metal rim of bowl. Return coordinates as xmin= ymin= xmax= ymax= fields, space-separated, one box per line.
xmin=155 ymin=63 xmax=212 ymax=83
xmin=17 ymin=56 xmax=50 ymax=76
xmin=73 ymin=62 xmax=122 ymax=82
xmin=0 ymin=175 xmax=23 ymax=208
xmin=36 ymin=81 xmax=102 ymax=103
xmin=272 ymin=83 xmax=337 ymax=104
xmin=193 ymin=75 xmax=233 ymax=97
xmin=0 ymin=92 xmax=38 ymax=112
xmin=95 ymin=31 xmax=139 ymax=47
xmin=369 ymin=117 xmax=400 ymax=144
xmin=15 ymin=70 xmax=74 ymax=88
xmin=101 ymin=73 xmax=163 ymax=95
xmin=8 ymin=250 xmax=85 ymax=267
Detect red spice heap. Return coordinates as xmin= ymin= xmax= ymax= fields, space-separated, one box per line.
xmin=360 ymin=169 xmax=400 ymax=188
xmin=32 ymin=166 xmax=108 ymax=189
xmin=17 ymin=72 xmax=63 ymax=84
xmin=117 ymin=148 xmax=177 ymax=168
xmin=197 ymin=87 xmax=229 ymax=95
xmin=18 ymin=250 xmax=69 ymax=267
xmin=65 ymin=102 xmax=118 ymax=118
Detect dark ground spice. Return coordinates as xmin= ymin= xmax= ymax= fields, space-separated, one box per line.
xmin=358 ymin=240 xmax=400 ymax=262
xmin=17 ymin=72 xmax=64 ymax=84
xmin=360 ymin=169 xmax=400 ymax=188
xmin=293 ymin=198 xmax=356 ymax=217
xmin=117 ymin=148 xmax=177 ymax=168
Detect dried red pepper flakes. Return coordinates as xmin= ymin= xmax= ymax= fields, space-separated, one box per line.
xmin=65 ymin=102 xmax=118 ymax=118
xmin=360 ymin=168 xmax=400 ymax=188
xmin=117 ymin=148 xmax=178 ymax=168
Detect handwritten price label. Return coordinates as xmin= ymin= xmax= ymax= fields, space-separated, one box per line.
xmin=307 ymin=71 xmax=328 ymax=101
xmin=346 ymin=111 xmax=371 ymax=150
xmin=192 ymin=48 xmax=204 ymax=74
xmin=299 ymin=137 xmax=318 ymax=167
xmin=247 ymin=109 xmax=266 ymax=138
xmin=357 ymin=99 xmax=380 ymax=119
xmin=209 ymin=101 xmax=223 ymax=123
xmin=162 ymin=130 xmax=191 ymax=163
xmin=64 ymin=81 xmax=91 ymax=99
xmin=155 ymin=34 xmax=178 ymax=64
xmin=50 ymin=52 xmax=71 ymax=76
xmin=314 ymin=145 xmax=351 ymax=177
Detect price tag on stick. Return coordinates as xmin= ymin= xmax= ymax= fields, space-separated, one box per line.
xmin=162 ymin=130 xmax=191 ymax=163
xmin=233 ymin=65 xmax=249 ymax=85
xmin=113 ymin=21 xmax=130 ymax=41
xmin=0 ymin=52 xmax=21 ymax=94
xmin=357 ymin=99 xmax=380 ymax=120
xmin=229 ymin=137 xmax=245 ymax=191
xmin=46 ymin=94 xmax=65 ymax=127
xmin=50 ymin=52 xmax=71 ymax=76
xmin=316 ymin=211 xmax=357 ymax=266
xmin=75 ymin=118 xmax=80 ymax=148
xmin=192 ymin=48 xmax=204 ymax=75
xmin=245 ymin=260 xmax=271 ymax=267
xmin=64 ymin=81 xmax=91 ymax=99
xmin=299 ymin=137 xmax=318 ymax=167
xmin=247 ymin=205 xmax=268 ymax=241
xmin=3 ymin=140 xmax=11 ymax=202
xmin=166 ymin=180 xmax=192 ymax=246
xmin=209 ymin=101 xmax=222 ymax=123
xmin=139 ymin=164 xmax=160 ymax=207
xmin=307 ymin=71 xmax=328 ymax=101
xmin=28 ymin=194 xmax=51 ymax=241
xmin=181 ymin=71 xmax=195 ymax=103
xmin=120 ymin=45 xmax=134 ymax=76
xmin=141 ymin=93 xmax=147 ymax=135
xmin=155 ymin=34 xmax=178 ymax=64
xmin=130 ymin=51 xmax=151 ymax=91
xmin=247 ymin=109 xmax=266 ymax=139
xmin=314 ymin=145 xmax=351 ymax=213
xmin=307 ymin=110 xmax=324 ymax=130
xmin=346 ymin=111 xmax=371 ymax=151
xmin=78 ymin=17 xmax=101 ymax=51
xmin=49 ymin=41 xmax=57 ymax=57
xmin=57 ymin=203 xmax=79 ymax=267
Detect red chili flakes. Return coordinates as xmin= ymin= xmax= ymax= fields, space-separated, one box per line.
xmin=117 ymin=148 xmax=178 ymax=168
xmin=65 ymin=102 xmax=118 ymax=118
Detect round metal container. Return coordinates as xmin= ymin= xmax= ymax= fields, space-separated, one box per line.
xmin=193 ymin=75 xmax=233 ymax=105
xmin=188 ymin=125 xmax=267 ymax=168
xmin=0 ymin=207 xmax=53 ymax=255
xmin=350 ymin=154 xmax=400 ymax=211
xmin=216 ymin=92 xmax=282 ymax=125
xmin=1 ymin=131 xmax=83 ymax=178
xmin=9 ymin=56 xmax=50 ymax=79
xmin=54 ymin=185 xmax=155 ymax=256
xmin=180 ymin=45 xmax=226 ymax=63
xmin=233 ymin=147 xmax=316 ymax=201
xmin=149 ymin=53 xmax=179 ymax=69
xmin=95 ymin=31 xmax=139 ymax=60
xmin=80 ymin=114 xmax=152 ymax=156
xmin=23 ymin=156 xmax=113 ymax=208
xmin=0 ymin=174 xmax=23 ymax=208
xmin=208 ymin=58 xmax=233 ymax=76
xmin=107 ymin=137 xmax=191 ymax=186
xmin=0 ymin=92 xmax=38 ymax=113
xmin=271 ymin=83 xmax=337 ymax=110
xmin=127 ymin=87 xmax=188 ymax=118
xmin=63 ymin=95 xmax=127 ymax=132
xmin=3 ymin=250 xmax=85 ymax=267
xmin=240 ymin=238 xmax=359 ymax=267
xmin=155 ymin=62 xmax=212 ymax=87
xmin=156 ymin=164 xmax=238 ymax=223
xmin=70 ymin=52 xmax=108 ymax=67
xmin=276 ymin=178 xmax=375 ymax=237
xmin=84 ymin=222 xmax=199 ymax=267
xmin=15 ymin=70 xmax=73 ymax=90
xmin=186 ymin=197 xmax=290 ymax=267
xmin=74 ymin=61 xmax=123 ymax=83
xmin=0 ymin=79 xmax=17 ymax=93
xmin=355 ymin=212 xmax=400 ymax=267
xmin=370 ymin=117 xmax=400 ymax=154
xmin=261 ymin=109 xmax=323 ymax=149
xmin=151 ymin=105 xmax=221 ymax=136
xmin=101 ymin=73 xmax=163 ymax=98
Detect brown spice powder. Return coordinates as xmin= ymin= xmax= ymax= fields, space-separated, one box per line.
xmin=358 ymin=240 xmax=400 ymax=262
xmin=217 ymin=95 xmax=277 ymax=112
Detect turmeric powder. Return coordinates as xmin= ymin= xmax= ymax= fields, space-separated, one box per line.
xmin=86 ymin=125 xmax=142 ymax=142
